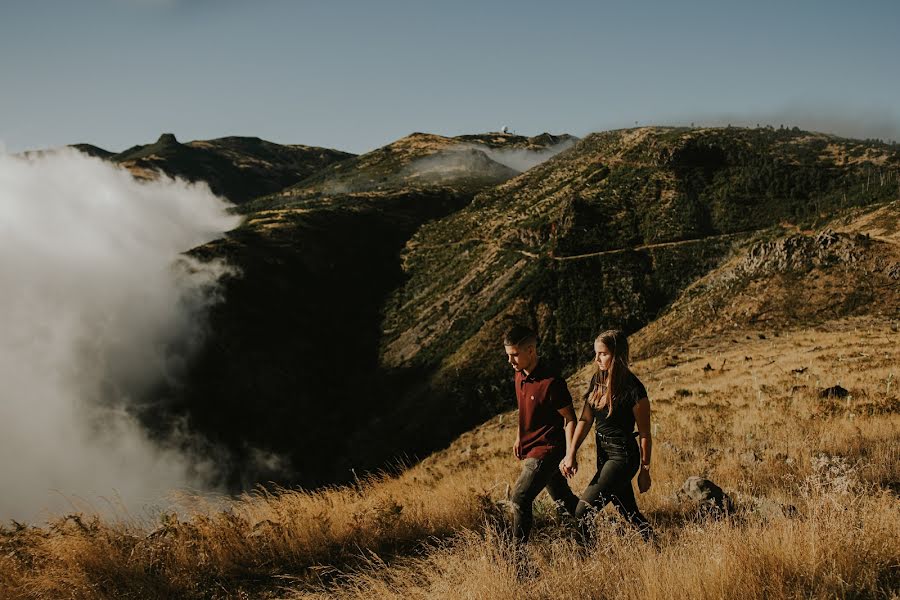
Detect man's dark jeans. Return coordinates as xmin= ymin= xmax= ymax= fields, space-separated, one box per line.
xmin=510 ymin=454 xmax=578 ymax=543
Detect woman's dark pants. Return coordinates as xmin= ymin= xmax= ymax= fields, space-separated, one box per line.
xmin=575 ymin=434 xmax=653 ymax=541
xmin=510 ymin=454 xmax=579 ymax=543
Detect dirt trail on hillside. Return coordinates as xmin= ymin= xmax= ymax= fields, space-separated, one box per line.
xmin=411 ymin=199 xmax=900 ymax=263
xmin=547 ymin=230 xmax=754 ymax=261
xmin=410 ymin=229 xmax=757 ymax=262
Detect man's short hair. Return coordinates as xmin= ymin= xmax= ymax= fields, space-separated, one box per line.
xmin=503 ymin=324 xmax=537 ymax=347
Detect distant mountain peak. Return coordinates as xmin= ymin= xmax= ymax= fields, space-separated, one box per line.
xmin=75 ymin=134 xmax=353 ymax=203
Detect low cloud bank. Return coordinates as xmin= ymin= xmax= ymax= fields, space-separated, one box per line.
xmin=0 ymin=148 xmax=241 ymax=522
xmin=404 ymin=137 xmax=577 ymax=183
xmin=478 ymin=138 xmax=577 ymax=172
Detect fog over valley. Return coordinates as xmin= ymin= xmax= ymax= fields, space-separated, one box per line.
xmin=0 ymin=148 xmax=240 ymax=521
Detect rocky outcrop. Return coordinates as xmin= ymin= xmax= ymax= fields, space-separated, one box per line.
xmin=742 ymin=229 xmax=870 ymax=273
xmin=677 ymin=476 xmax=734 ymax=513
xmin=634 ymin=209 xmax=900 ymax=359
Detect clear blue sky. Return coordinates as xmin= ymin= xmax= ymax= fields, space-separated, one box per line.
xmin=1 ymin=0 xmax=898 ymax=154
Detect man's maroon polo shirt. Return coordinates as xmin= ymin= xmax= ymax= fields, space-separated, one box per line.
xmin=516 ymin=361 xmax=573 ymax=460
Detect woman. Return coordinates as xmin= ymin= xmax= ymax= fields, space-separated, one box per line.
xmin=560 ymin=329 xmax=654 ymax=541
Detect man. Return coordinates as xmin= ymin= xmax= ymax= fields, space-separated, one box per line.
xmin=504 ymin=324 xmax=579 ymax=543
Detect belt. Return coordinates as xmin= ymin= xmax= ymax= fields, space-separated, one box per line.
xmin=596 ymin=431 xmax=639 ymax=443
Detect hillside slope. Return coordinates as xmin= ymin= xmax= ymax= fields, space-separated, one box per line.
xmin=158 ymin=131 xmax=576 ymax=488
xmin=244 ymin=131 xmax=574 ymax=210
xmin=634 ymin=206 xmax=900 ymax=358
xmin=4 ymin=312 xmax=897 ymax=599
xmin=3 ymin=164 xmax=898 ymax=598
xmin=367 ymin=127 xmax=899 ymax=470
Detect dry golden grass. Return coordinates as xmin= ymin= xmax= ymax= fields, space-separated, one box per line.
xmin=2 ymin=316 xmax=898 ymax=599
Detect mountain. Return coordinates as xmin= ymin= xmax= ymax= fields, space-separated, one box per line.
xmin=154 ymin=130 xmax=576 ymax=488
xmin=69 ymin=143 xmax=115 ymax=159
xmin=124 ymin=126 xmax=899 ymax=490
xmin=75 ymin=133 xmax=355 ymax=204
xmin=633 ymin=200 xmax=900 ymax=358
xmin=243 ymin=131 xmax=574 ymax=210
xmin=6 ymin=128 xmax=899 ymax=599
xmin=5 ymin=195 xmax=899 ymax=599
xmin=362 ymin=126 xmax=899 ymax=470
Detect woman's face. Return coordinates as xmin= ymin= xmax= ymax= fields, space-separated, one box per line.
xmin=594 ymin=341 xmax=613 ymax=371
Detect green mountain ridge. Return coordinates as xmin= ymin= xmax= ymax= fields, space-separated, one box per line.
xmin=383 ymin=126 xmax=899 ymax=367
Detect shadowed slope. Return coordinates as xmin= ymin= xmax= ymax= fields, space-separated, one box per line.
xmin=157 ymin=131 xmax=576 ymax=488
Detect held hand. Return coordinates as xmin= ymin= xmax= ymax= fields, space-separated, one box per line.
xmin=637 ymin=468 xmax=651 ymax=493
xmin=513 ymin=439 xmax=522 ymax=460
xmin=559 ymin=455 xmax=577 ymax=478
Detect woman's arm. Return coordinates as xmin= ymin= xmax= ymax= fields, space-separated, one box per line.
xmin=633 ymin=397 xmax=652 ymax=492
xmin=561 ymin=401 xmax=594 ymax=477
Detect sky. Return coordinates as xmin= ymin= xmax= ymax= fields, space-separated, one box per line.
xmin=1 ymin=0 xmax=899 ymax=155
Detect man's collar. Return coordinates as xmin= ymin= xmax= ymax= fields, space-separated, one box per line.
xmin=521 ymin=359 xmax=543 ymax=381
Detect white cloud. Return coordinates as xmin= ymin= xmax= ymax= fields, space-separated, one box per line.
xmin=0 ymin=147 xmax=241 ymax=522
xmin=479 ymin=138 xmax=576 ymax=172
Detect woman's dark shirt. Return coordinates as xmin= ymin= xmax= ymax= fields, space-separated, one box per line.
xmin=584 ymin=370 xmax=648 ymax=438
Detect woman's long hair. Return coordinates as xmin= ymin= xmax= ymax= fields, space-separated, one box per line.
xmin=590 ymin=329 xmax=631 ymax=417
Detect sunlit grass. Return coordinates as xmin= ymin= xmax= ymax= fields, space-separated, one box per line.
xmin=2 ymin=317 xmax=898 ymax=599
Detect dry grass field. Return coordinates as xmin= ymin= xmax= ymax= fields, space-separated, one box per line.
xmin=2 ymin=314 xmax=898 ymax=599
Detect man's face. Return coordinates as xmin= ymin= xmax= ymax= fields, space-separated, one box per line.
xmin=505 ymin=343 xmax=536 ymax=373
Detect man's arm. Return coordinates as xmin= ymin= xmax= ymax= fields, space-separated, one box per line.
xmin=558 ymin=403 xmax=576 ymax=460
